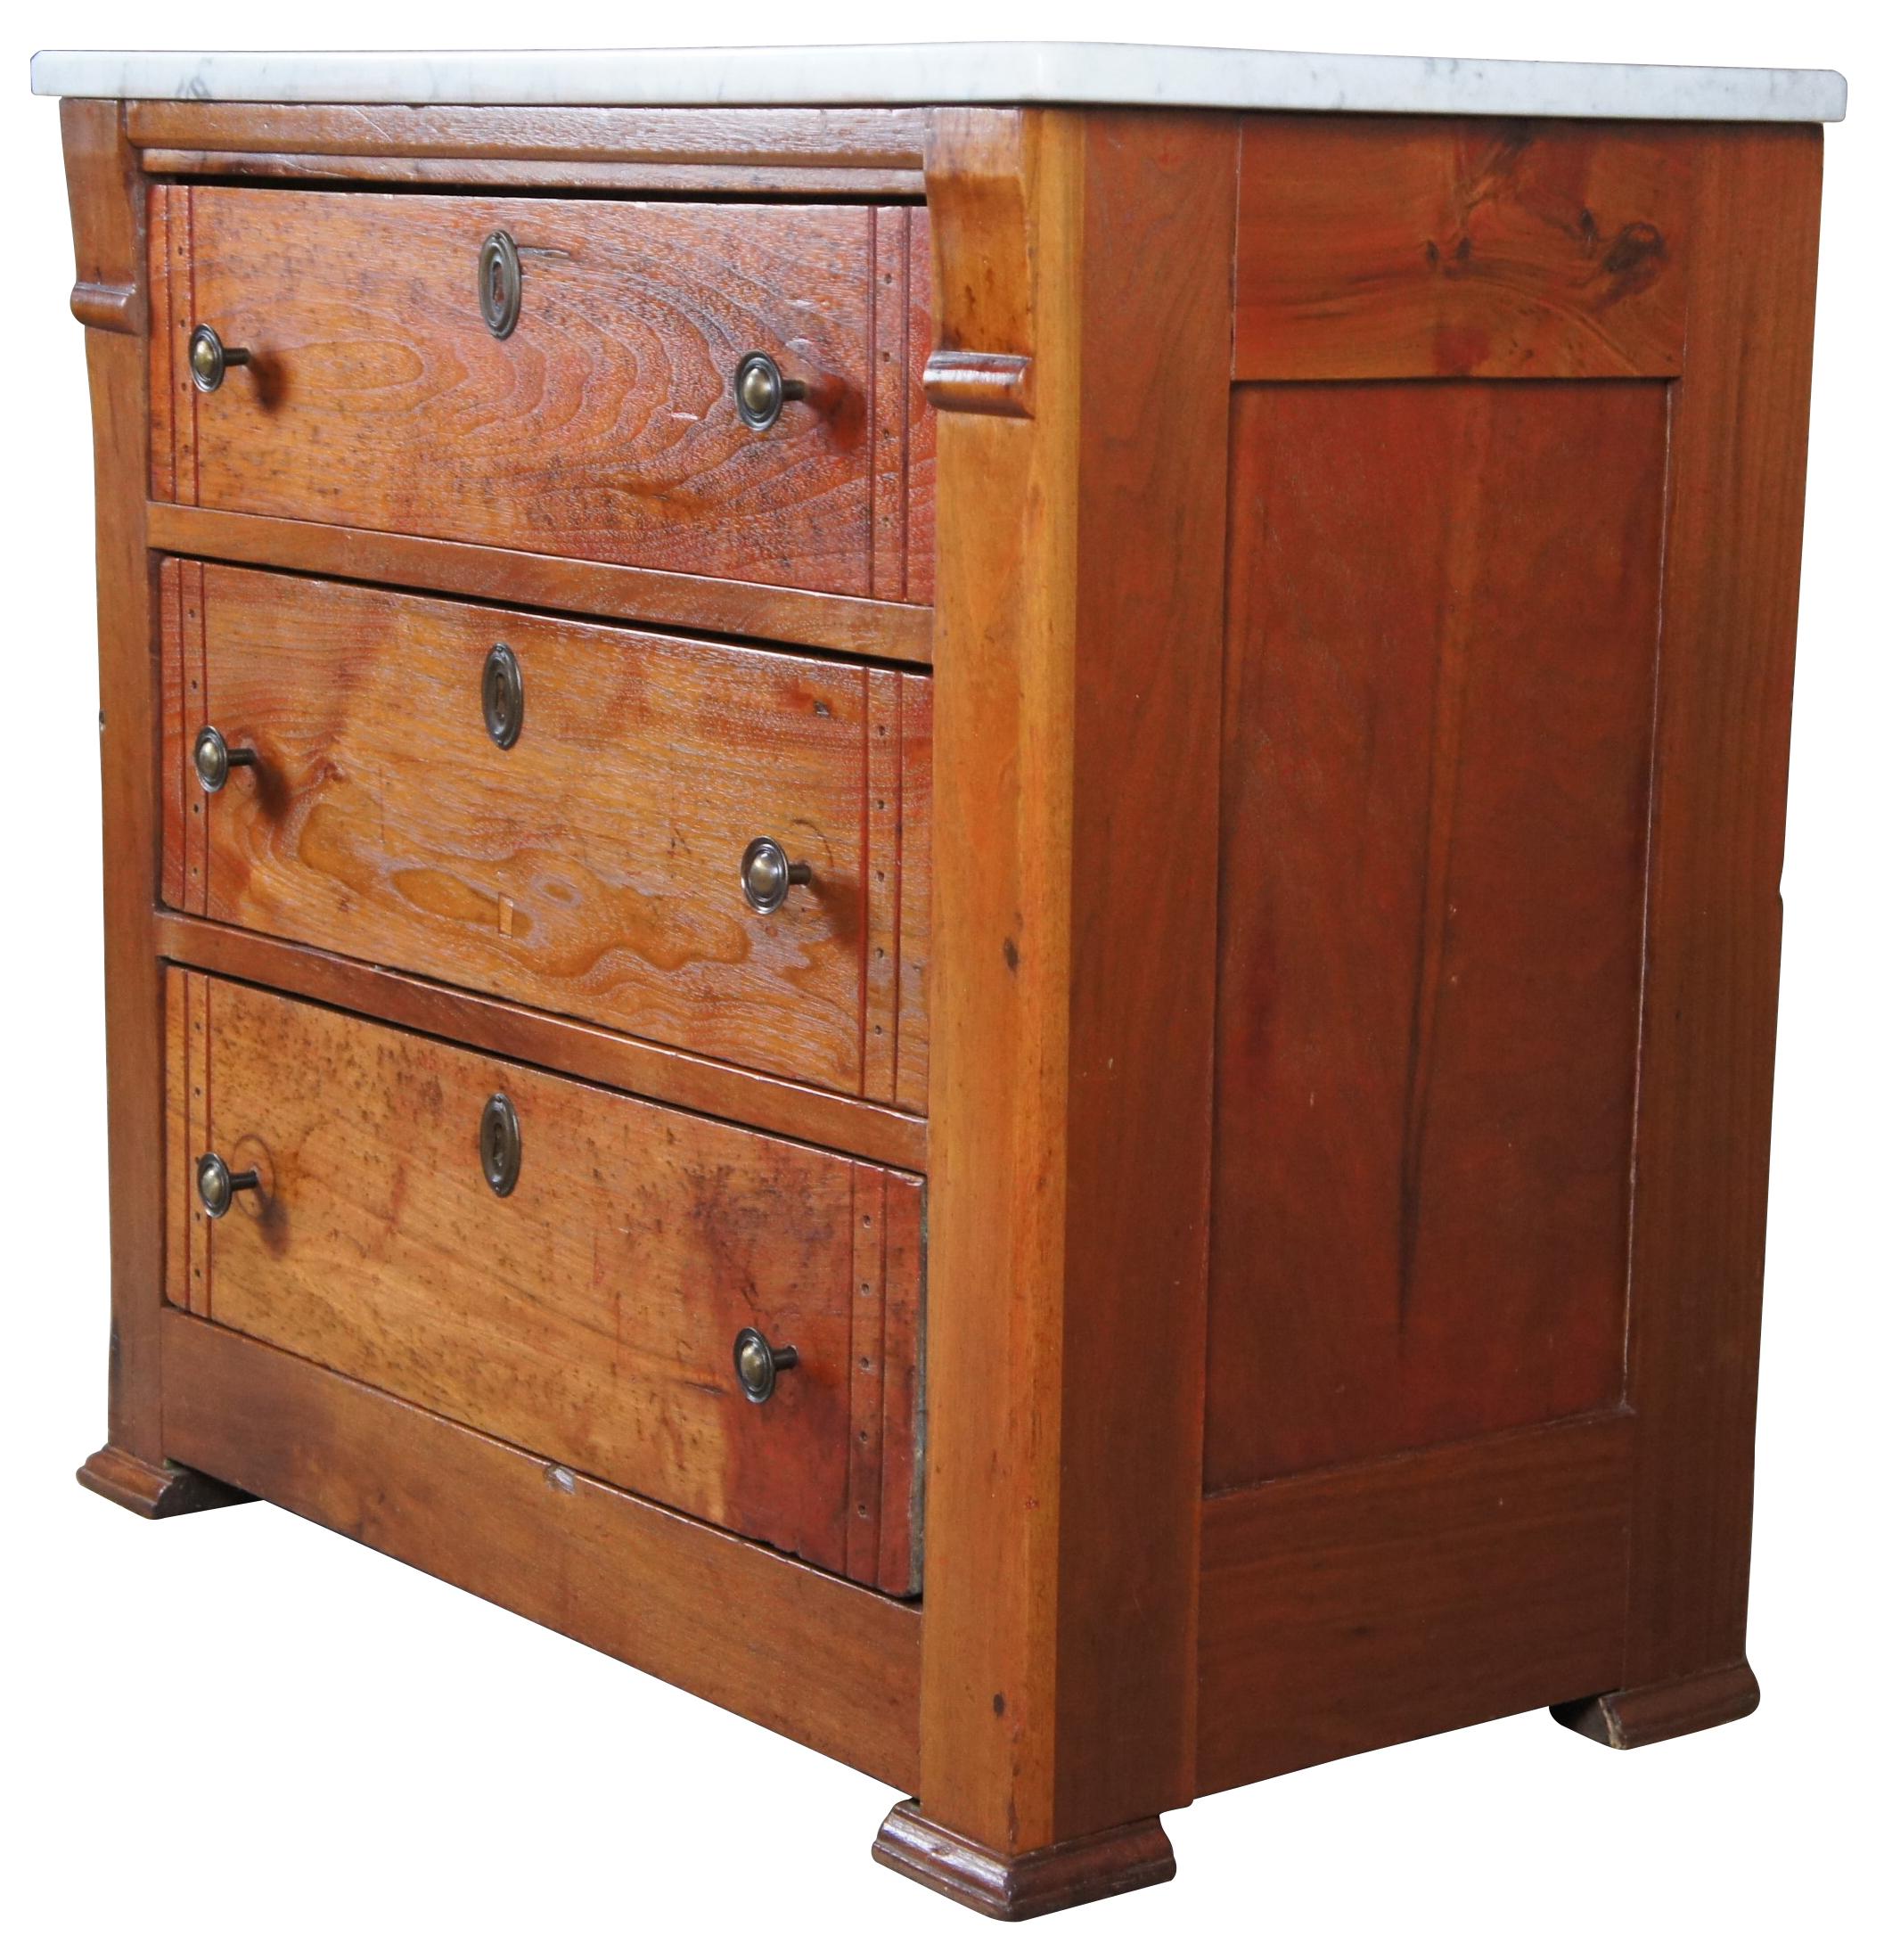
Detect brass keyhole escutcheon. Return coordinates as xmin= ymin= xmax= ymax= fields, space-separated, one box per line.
xmin=482 ymin=644 xmax=524 ymax=750
xmin=479 ymin=231 xmax=522 ymax=339
xmin=479 ymin=1091 xmax=522 ymax=1197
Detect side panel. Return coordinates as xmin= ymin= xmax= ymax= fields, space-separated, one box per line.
xmin=1201 ymin=119 xmax=1823 ymax=1784
xmin=1208 ymin=379 xmax=1666 ymax=1487
xmin=1198 ymin=1416 xmax=1631 ymax=1789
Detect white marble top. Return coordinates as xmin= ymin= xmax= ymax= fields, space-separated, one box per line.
xmin=29 ymin=43 xmax=1847 ymax=123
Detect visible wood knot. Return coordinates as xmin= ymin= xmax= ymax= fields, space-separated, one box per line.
xmin=1002 ymin=937 xmax=1020 ymax=972
xmin=1601 ymin=223 xmax=1667 ymax=299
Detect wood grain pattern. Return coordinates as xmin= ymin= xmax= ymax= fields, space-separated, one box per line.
xmin=154 ymin=914 xmax=927 ymax=1173
xmin=1208 ymin=380 xmax=1666 ymax=1488
xmin=76 ymin=1442 xmax=250 ymax=1520
xmin=145 ymin=503 xmax=932 ymax=668
xmin=1620 ymin=127 xmax=1823 ymax=1693
xmin=141 ymin=153 xmax=925 ymax=196
xmin=150 ymin=186 xmax=933 ymax=603
xmin=1552 ymin=1660 xmax=1761 ymax=1748
xmin=873 ymin=1803 xmax=1174 ymax=1920
xmin=161 ymin=967 xmax=212 ymax=1316
xmin=161 ymin=562 xmax=930 ymax=1104
xmin=161 ymin=1310 xmax=921 ymax=1785
xmin=62 ymin=99 xmax=168 ymax=1475
xmin=1197 ymin=1415 xmax=1632 ymax=1791
xmin=126 ymin=100 xmax=932 ymax=170
xmin=916 ymin=107 xmax=1235 ymax=1861
xmin=173 ymin=974 xmax=923 ymax=1594
xmin=1236 ymin=117 xmax=1689 ymax=379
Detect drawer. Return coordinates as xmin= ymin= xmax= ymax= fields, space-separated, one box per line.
xmin=161 ymin=562 xmax=930 ymax=1109
xmin=149 ymin=185 xmax=934 ymax=604
xmin=165 ymin=972 xmax=924 ymax=1594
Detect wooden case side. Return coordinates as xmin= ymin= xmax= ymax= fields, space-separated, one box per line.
xmin=913 ymin=105 xmax=1236 ymax=1857
xmin=63 ymin=98 xmax=164 ymax=1467
xmin=1619 ymin=125 xmax=1824 ymax=1692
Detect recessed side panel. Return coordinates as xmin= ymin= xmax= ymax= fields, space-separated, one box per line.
xmin=1208 ymin=378 xmax=1667 ymax=1489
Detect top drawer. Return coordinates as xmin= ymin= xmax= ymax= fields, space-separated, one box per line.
xmin=148 ymin=185 xmax=934 ymax=604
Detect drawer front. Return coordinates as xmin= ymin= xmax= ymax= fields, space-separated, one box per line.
xmin=165 ymin=972 xmax=924 ymax=1595
xmin=161 ymin=562 xmax=930 ymax=1109
xmin=149 ymin=185 xmax=934 ymax=604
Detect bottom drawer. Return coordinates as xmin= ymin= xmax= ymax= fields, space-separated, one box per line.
xmin=163 ymin=970 xmax=923 ymax=1595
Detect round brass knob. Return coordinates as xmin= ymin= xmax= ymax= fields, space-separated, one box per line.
xmin=192 ymin=726 xmax=258 ymax=794
xmin=740 ymin=837 xmax=812 ymax=914
xmin=188 ymin=324 xmax=251 ymax=393
xmin=733 ymin=1327 xmax=799 ymax=1405
xmin=733 ymin=352 xmax=809 ymax=432
xmin=196 ymin=1152 xmax=260 ymax=1220
xmin=479 ymin=1091 xmax=522 ymax=1198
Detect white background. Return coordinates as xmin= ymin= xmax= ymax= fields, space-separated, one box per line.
xmin=4 ymin=4 xmax=1878 ymax=1955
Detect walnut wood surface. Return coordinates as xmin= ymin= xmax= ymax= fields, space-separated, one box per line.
xmin=1208 ymin=379 xmax=1665 ymax=1488
xmin=872 ymin=1802 xmax=1175 ymax=1919
xmin=1236 ymin=117 xmax=1689 ymax=379
xmin=141 ymin=152 xmax=928 ymax=198
xmin=127 ymin=101 xmax=932 ymax=170
xmin=161 ymin=1310 xmax=921 ymax=1784
xmin=160 ymin=562 xmax=930 ymax=1104
xmin=1619 ymin=127 xmax=1823 ymax=1693
xmin=145 ymin=503 xmax=933 ymax=668
xmin=155 ymin=912 xmax=927 ymax=1172
xmin=1197 ymin=1415 xmax=1631 ymax=1790
xmin=63 ymin=101 xmax=168 ymax=1469
xmin=149 ymin=187 xmax=933 ymax=603
xmin=1552 ymin=1660 xmax=1761 ymax=1748
xmin=51 ymin=92 xmax=1831 ymax=1915
xmin=915 ymin=108 xmax=1235 ymax=1860
xmin=169 ymin=973 xmax=923 ymax=1594
xmin=76 ymin=1443 xmax=251 ymax=1520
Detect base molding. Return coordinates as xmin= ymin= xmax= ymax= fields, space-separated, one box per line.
xmin=1551 ymin=1659 xmax=1761 ymax=1749
xmin=872 ymin=1801 xmax=1175 ymax=1920
xmin=76 ymin=1446 xmax=253 ymax=1521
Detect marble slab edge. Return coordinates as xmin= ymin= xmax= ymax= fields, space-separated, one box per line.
xmin=28 ymin=43 xmax=1848 ymax=124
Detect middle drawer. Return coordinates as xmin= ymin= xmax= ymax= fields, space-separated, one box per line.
xmin=161 ymin=561 xmax=930 ymax=1106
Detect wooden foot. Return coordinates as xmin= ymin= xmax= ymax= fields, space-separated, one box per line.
xmin=872 ymin=1800 xmax=1175 ymax=1920
xmin=77 ymin=1446 xmax=252 ymax=1521
xmin=1552 ymin=1660 xmax=1760 ymax=1749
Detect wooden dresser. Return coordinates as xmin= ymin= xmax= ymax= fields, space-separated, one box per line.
xmin=36 ymin=41 xmax=1846 ymax=1919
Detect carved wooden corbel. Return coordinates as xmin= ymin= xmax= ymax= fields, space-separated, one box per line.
xmin=921 ymin=108 xmax=1036 ymax=417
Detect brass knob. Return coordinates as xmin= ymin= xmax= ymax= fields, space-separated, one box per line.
xmin=733 ymin=352 xmax=809 ymax=431
xmin=192 ymin=726 xmax=258 ymax=794
xmin=196 ymin=1152 xmax=260 ymax=1220
xmin=479 ymin=1091 xmax=522 ymax=1198
xmin=741 ymin=837 xmax=812 ymax=914
xmin=188 ymin=324 xmax=251 ymax=392
xmin=733 ymin=1327 xmax=799 ymax=1405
